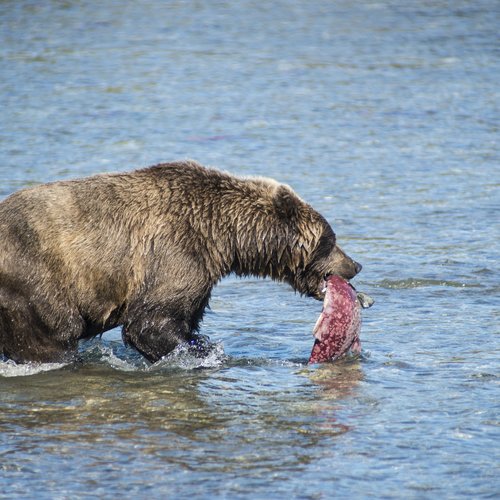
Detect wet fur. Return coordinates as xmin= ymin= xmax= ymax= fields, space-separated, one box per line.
xmin=0 ymin=161 xmax=360 ymax=363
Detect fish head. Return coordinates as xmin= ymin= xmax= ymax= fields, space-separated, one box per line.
xmin=317 ymin=274 xmax=350 ymax=314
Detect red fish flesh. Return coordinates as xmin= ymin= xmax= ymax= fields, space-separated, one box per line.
xmin=309 ymin=275 xmax=370 ymax=364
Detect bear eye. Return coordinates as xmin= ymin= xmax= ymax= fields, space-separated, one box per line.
xmin=323 ymin=273 xmax=332 ymax=280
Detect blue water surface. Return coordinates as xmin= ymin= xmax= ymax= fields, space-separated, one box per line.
xmin=1 ymin=1 xmax=499 ymax=498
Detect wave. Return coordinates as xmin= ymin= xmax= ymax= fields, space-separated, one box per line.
xmin=375 ymin=278 xmax=483 ymax=289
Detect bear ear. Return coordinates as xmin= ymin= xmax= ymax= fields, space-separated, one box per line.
xmin=273 ymin=184 xmax=300 ymax=220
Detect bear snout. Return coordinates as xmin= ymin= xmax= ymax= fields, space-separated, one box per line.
xmin=354 ymin=261 xmax=362 ymax=275
xmin=325 ymin=245 xmax=362 ymax=281
xmin=338 ymin=258 xmax=362 ymax=280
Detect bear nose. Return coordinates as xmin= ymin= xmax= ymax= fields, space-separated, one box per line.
xmin=354 ymin=261 xmax=362 ymax=275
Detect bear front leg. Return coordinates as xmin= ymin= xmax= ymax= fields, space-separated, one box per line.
xmin=122 ymin=312 xmax=195 ymax=363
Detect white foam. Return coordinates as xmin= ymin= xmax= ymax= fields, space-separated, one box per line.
xmin=0 ymin=359 xmax=67 ymax=377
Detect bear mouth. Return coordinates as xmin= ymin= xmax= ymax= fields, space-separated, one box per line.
xmin=316 ymin=275 xmax=359 ymax=301
xmin=316 ymin=276 xmax=374 ymax=309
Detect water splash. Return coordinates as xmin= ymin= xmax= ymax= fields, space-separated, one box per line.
xmin=78 ymin=334 xmax=229 ymax=372
xmin=79 ymin=343 xmax=147 ymax=371
xmin=150 ymin=339 xmax=228 ymax=371
xmin=0 ymin=359 xmax=67 ymax=378
xmin=0 ymin=340 xmax=365 ymax=377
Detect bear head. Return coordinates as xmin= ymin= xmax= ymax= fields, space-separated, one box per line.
xmin=271 ymin=184 xmax=362 ymax=300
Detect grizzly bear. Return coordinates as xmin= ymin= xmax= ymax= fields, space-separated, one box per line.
xmin=0 ymin=160 xmax=361 ymax=363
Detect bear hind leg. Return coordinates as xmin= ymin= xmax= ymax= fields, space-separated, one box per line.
xmin=0 ymin=299 xmax=79 ymax=363
xmin=0 ymin=286 xmax=82 ymax=363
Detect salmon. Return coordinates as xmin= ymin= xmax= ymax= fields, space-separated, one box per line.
xmin=309 ymin=275 xmax=373 ymax=364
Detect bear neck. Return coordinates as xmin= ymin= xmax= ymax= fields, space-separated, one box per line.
xmin=224 ymin=209 xmax=305 ymax=285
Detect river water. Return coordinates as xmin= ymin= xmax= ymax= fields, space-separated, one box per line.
xmin=1 ymin=1 xmax=499 ymax=498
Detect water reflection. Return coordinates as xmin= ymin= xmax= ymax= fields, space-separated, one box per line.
xmin=308 ymin=358 xmax=364 ymax=399
xmin=1 ymin=355 xmax=364 ymax=467
xmin=304 ymin=358 xmax=364 ymax=435
xmin=1 ymin=367 xmax=214 ymax=438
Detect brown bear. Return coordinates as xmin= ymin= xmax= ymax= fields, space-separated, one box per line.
xmin=0 ymin=160 xmax=361 ymax=363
